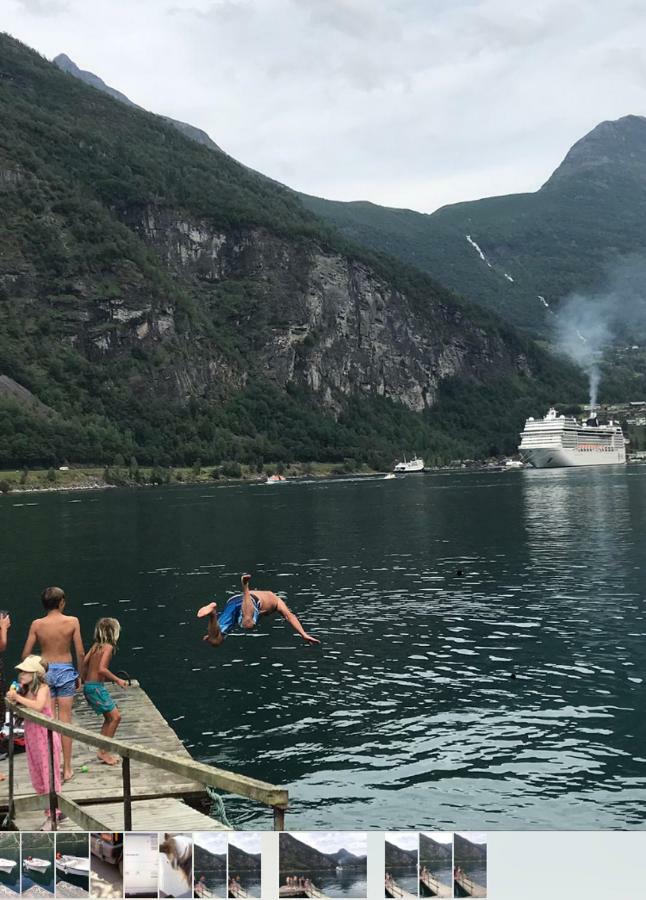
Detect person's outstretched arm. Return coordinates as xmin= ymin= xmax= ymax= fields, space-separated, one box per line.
xmin=97 ymin=645 xmax=128 ymax=688
xmin=275 ymin=599 xmax=320 ymax=644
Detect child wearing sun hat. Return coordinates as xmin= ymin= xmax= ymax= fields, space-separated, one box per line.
xmin=6 ymin=655 xmax=62 ymax=830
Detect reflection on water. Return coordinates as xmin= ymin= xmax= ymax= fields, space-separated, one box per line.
xmin=0 ymin=846 xmax=20 ymax=895
xmin=1 ymin=469 xmax=646 ymax=829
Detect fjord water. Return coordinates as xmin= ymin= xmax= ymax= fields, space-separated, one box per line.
xmin=2 ymin=468 xmax=646 ymax=830
xmin=387 ymin=866 xmax=418 ymax=897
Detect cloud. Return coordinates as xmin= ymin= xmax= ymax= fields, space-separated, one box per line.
xmin=194 ymin=832 xmax=227 ymax=854
xmin=14 ymin=0 xmax=68 ymax=14
xmin=229 ymin=833 xmax=261 ymax=855
xmin=387 ymin=831 xmax=418 ymax=852
xmin=3 ymin=0 xmax=646 ymax=211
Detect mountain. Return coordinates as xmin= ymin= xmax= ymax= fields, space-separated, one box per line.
xmin=385 ymin=841 xmax=417 ymax=868
xmin=193 ymin=843 xmax=226 ymax=878
xmin=419 ymin=834 xmax=452 ymax=867
xmin=329 ymin=848 xmax=366 ymax=867
xmin=454 ymin=834 xmax=486 ymax=864
xmin=53 ymin=53 xmax=222 ymax=152
xmin=0 ymin=33 xmax=584 ymax=468
xmin=279 ymin=834 xmax=366 ymax=873
xmin=228 ymin=844 xmax=261 ymax=874
xmin=279 ymin=834 xmax=336 ymax=872
xmin=301 ymin=116 xmax=646 ymax=335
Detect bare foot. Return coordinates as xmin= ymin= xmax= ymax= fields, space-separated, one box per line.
xmin=97 ymin=751 xmax=119 ymax=766
xmin=197 ymin=601 xmax=217 ymax=618
xmin=63 ymin=770 xmax=74 ymax=783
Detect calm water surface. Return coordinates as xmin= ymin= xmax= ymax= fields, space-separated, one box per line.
xmin=312 ymin=868 xmax=367 ymax=898
xmin=2 ymin=468 xmax=646 ymax=830
xmin=386 ymin=865 xmax=418 ymax=896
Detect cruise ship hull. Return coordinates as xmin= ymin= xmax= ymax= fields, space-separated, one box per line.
xmin=522 ymin=447 xmax=626 ymax=468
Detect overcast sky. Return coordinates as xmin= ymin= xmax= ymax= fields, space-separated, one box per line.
xmin=230 ymin=833 xmax=261 ymax=855
xmin=423 ymin=832 xmax=453 ymax=845
xmin=386 ymin=831 xmax=418 ymax=852
xmin=5 ymin=0 xmax=646 ymax=212
xmin=194 ymin=832 xmax=227 ymax=854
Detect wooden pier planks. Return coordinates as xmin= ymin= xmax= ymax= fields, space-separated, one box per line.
xmin=0 ymin=683 xmax=204 ymax=810
xmin=420 ymin=871 xmax=453 ymax=897
xmin=455 ymin=873 xmax=487 ymax=897
xmin=15 ymin=796 xmax=229 ymax=832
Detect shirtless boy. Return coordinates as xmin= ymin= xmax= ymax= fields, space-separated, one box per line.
xmin=198 ymin=574 xmax=320 ymax=646
xmin=22 ymin=587 xmax=85 ymax=782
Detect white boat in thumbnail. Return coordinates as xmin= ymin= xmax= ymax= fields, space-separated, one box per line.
xmin=0 ymin=859 xmax=16 ymax=872
xmin=56 ymin=855 xmax=90 ymax=876
xmin=519 ymin=408 xmax=626 ymax=468
xmin=23 ymin=857 xmax=51 ymax=872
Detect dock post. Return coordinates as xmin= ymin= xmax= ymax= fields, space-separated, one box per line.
xmin=272 ymin=804 xmax=286 ymax=831
xmin=5 ymin=710 xmax=14 ymax=828
xmin=47 ymin=728 xmax=57 ymax=830
xmin=122 ymin=756 xmax=132 ymax=831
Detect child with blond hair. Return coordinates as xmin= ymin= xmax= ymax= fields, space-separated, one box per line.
xmin=82 ymin=618 xmax=127 ymax=766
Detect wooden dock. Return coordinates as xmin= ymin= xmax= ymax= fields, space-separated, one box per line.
xmin=420 ymin=870 xmax=452 ymax=897
xmin=385 ymin=877 xmax=417 ymax=899
xmin=1 ymin=682 xmax=288 ymax=832
xmin=455 ymin=873 xmax=486 ymax=897
xmin=279 ymin=883 xmax=329 ymax=898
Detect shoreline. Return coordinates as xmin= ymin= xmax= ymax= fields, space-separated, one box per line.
xmin=3 ymin=458 xmax=644 ymax=497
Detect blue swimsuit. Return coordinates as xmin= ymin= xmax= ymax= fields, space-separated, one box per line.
xmin=217 ymin=593 xmax=261 ymax=636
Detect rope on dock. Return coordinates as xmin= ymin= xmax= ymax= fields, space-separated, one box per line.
xmin=206 ymin=786 xmax=234 ymax=829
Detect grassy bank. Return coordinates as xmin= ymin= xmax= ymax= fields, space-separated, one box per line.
xmin=0 ymin=460 xmax=377 ymax=494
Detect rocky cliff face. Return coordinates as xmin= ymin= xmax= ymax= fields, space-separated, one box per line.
xmin=120 ymin=205 xmax=531 ymax=413
xmin=0 ymin=32 xmax=581 ymax=467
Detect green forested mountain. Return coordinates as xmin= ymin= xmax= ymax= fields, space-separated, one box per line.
xmin=302 ymin=116 xmax=646 ymax=334
xmin=454 ymin=834 xmax=487 ymax=864
xmin=419 ymin=834 xmax=452 ymax=868
xmin=0 ymin=34 xmax=584 ymax=468
xmin=228 ymin=843 xmax=261 ymax=874
xmin=385 ymin=841 xmax=417 ymax=868
xmin=53 ymin=52 xmax=224 ymax=153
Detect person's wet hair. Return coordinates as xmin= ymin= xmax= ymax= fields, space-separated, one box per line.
xmin=41 ymin=586 xmax=65 ymax=611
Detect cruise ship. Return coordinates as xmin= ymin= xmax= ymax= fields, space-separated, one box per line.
xmin=519 ymin=408 xmax=626 ymax=468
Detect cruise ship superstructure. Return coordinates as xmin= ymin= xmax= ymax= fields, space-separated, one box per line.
xmin=519 ymin=408 xmax=626 ymax=468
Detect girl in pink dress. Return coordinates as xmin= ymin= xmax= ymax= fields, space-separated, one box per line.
xmin=6 ymin=655 xmax=62 ymax=830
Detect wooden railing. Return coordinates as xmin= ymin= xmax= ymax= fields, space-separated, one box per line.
xmin=455 ymin=872 xmax=486 ymax=898
xmin=4 ymin=700 xmax=288 ymax=831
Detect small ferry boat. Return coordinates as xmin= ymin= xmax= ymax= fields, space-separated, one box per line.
xmin=394 ymin=455 xmax=424 ymax=473
xmin=56 ymin=855 xmax=90 ymax=876
xmin=266 ymin=474 xmax=286 ymax=483
xmin=23 ymin=857 xmax=51 ymax=872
